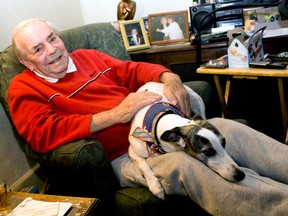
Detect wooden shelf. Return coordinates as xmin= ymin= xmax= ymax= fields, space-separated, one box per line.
xmin=129 ymin=41 xmax=228 ymax=71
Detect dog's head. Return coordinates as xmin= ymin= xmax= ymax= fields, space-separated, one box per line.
xmin=160 ymin=114 xmax=245 ymax=182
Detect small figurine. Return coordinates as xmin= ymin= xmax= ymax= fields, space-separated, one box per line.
xmin=117 ymin=0 xmax=136 ymax=20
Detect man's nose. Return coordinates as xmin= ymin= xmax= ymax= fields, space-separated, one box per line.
xmin=46 ymin=43 xmax=57 ymax=55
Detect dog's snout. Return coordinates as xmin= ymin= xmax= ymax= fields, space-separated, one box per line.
xmin=234 ymin=168 xmax=245 ymax=181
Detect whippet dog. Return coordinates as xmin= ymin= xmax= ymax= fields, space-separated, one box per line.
xmin=128 ymin=82 xmax=245 ymax=200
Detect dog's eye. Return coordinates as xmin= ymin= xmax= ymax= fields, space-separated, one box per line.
xmin=203 ymin=148 xmax=216 ymax=156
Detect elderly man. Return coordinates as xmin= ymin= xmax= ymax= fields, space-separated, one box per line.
xmin=8 ymin=18 xmax=288 ymax=216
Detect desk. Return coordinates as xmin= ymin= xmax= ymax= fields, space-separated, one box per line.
xmin=197 ymin=66 xmax=288 ymax=142
xmin=8 ymin=192 xmax=99 ymax=215
xmin=129 ymin=35 xmax=288 ymax=70
xmin=129 ymin=42 xmax=228 ymax=81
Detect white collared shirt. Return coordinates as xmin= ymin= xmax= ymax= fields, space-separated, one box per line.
xmin=33 ymin=57 xmax=76 ymax=83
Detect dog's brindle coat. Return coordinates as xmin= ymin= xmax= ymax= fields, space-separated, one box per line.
xmin=128 ymin=82 xmax=245 ymax=200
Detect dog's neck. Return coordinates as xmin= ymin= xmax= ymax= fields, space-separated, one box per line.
xmin=143 ymin=102 xmax=185 ymax=133
xmin=139 ymin=102 xmax=188 ymax=155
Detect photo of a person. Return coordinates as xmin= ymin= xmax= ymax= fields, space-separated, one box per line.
xmin=119 ymin=19 xmax=150 ymax=51
xmin=143 ymin=18 xmax=149 ymax=34
xmin=148 ymin=11 xmax=189 ymax=44
xmin=128 ymin=28 xmax=143 ymax=46
xmin=156 ymin=16 xmax=170 ymax=40
xmin=156 ymin=15 xmax=184 ymax=40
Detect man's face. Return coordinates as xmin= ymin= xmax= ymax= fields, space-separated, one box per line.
xmin=16 ymin=21 xmax=69 ymax=79
xmin=131 ymin=29 xmax=137 ymax=35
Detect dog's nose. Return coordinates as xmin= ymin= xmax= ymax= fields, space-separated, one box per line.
xmin=234 ymin=169 xmax=245 ymax=181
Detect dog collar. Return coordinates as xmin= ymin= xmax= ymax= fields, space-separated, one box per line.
xmin=132 ymin=102 xmax=186 ymax=156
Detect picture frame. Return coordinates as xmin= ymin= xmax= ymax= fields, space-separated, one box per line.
xmin=141 ymin=16 xmax=149 ymax=35
xmin=243 ymin=7 xmax=260 ymax=34
xmin=119 ymin=19 xmax=150 ymax=51
xmin=148 ymin=10 xmax=189 ymax=45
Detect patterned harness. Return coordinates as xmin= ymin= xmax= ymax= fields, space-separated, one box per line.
xmin=132 ymin=102 xmax=187 ymax=156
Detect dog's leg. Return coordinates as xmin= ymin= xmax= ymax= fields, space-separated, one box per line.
xmin=128 ymin=145 xmax=165 ymax=200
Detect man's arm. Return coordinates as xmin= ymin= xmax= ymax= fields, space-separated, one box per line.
xmin=89 ymin=72 xmax=192 ymax=134
xmin=90 ymin=91 xmax=162 ymax=133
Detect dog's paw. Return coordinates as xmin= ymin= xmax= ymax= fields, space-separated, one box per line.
xmin=153 ymin=189 xmax=165 ymax=200
xmin=147 ymin=178 xmax=166 ymax=200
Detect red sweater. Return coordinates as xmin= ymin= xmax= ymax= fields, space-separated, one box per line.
xmin=8 ymin=49 xmax=170 ymax=160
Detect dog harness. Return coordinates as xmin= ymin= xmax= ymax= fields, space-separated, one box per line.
xmin=132 ymin=102 xmax=187 ymax=156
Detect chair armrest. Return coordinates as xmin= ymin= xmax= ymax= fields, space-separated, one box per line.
xmin=29 ymin=138 xmax=120 ymax=207
xmin=184 ymin=80 xmax=221 ymax=118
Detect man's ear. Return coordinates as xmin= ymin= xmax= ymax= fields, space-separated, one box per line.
xmin=18 ymin=57 xmax=33 ymax=71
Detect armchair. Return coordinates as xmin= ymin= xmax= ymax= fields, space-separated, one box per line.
xmin=0 ymin=22 xmax=217 ymax=215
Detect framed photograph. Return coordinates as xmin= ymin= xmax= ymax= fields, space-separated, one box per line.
xmin=119 ymin=19 xmax=150 ymax=51
xmin=243 ymin=8 xmax=260 ymax=34
xmin=148 ymin=10 xmax=189 ymax=45
xmin=141 ymin=16 xmax=149 ymax=35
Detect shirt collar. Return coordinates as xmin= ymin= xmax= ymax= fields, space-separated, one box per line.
xmin=33 ymin=56 xmax=76 ymax=83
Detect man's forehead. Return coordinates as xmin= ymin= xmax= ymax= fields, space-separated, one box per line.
xmin=23 ymin=21 xmax=52 ymax=35
xmin=17 ymin=22 xmax=54 ymax=49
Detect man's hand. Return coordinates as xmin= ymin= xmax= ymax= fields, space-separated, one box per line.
xmin=159 ymin=72 xmax=191 ymax=117
xmin=90 ymin=91 xmax=161 ymax=133
xmin=113 ymin=91 xmax=162 ymax=123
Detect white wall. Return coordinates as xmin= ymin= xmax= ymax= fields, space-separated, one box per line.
xmin=81 ymin=0 xmax=192 ymax=24
xmin=0 ymin=0 xmax=84 ymax=50
xmin=0 ymin=0 xmax=192 ymax=50
xmin=0 ymin=104 xmax=32 ymax=187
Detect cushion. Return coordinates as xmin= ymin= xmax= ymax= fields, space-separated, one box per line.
xmin=59 ymin=22 xmax=130 ymax=61
xmin=115 ymin=187 xmax=162 ymax=216
xmin=0 ymin=45 xmax=25 ymax=120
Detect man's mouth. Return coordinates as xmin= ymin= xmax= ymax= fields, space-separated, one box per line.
xmin=49 ymin=55 xmax=62 ymax=65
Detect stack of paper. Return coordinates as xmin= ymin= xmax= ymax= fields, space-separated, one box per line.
xmin=8 ymin=197 xmax=72 ymax=216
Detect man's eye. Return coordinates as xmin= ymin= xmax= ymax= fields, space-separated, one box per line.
xmin=34 ymin=47 xmax=41 ymax=53
xmin=50 ymin=36 xmax=57 ymax=42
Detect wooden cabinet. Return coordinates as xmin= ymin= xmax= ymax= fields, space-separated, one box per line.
xmin=129 ymin=41 xmax=228 ymax=82
xmin=129 ymin=35 xmax=288 ymax=82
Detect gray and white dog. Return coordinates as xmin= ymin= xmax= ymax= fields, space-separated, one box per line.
xmin=128 ymin=82 xmax=245 ymax=200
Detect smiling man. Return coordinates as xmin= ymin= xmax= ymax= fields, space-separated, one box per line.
xmin=13 ymin=20 xmax=70 ymax=80
xmin=7 ymin=18 xmax=288 ymax=216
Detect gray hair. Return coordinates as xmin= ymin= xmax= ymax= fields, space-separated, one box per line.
xmin=12 ymin=18 xmax=58 ymax=58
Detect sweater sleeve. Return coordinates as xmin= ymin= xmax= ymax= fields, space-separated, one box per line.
xmin=8 ymin=78 xmax=92 ymax=153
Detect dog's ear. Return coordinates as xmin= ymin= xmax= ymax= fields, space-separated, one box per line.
xmin=192 ymin=114 xmax=204 ymax=123
xmin=160 ymin=127 xmax=186 ymax=148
